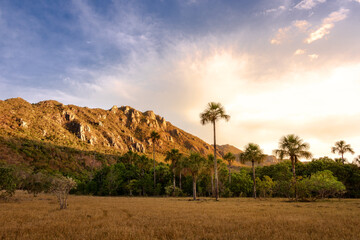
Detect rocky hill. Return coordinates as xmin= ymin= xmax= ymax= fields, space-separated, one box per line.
xmin=0 ymin=98 xmax=215 ymax=173
xmin=217 ymin=144 xmax=279 ymax=167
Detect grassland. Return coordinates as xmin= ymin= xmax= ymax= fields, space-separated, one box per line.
xmin=1 ymin=192 xmax=360 ymax=240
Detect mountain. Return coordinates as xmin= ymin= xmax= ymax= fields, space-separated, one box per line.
xmin=217 ymin=144 xmax=279 ymax=167
xmin=0 ymin=98 xmax=214 ymax=173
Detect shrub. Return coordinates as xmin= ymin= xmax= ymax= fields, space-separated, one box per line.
xmin=0 ymin=167 xmax=16 ymax=199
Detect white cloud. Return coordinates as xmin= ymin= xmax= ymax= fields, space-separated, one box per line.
xmin=293 ymin=20 xmax=311 ymax=31
xmin=270 ymin=20 xmax=310 ymax=44
xmin=305 ymin=8 xmax=349 ymax=44
xmin=308 ymin=54 xmax=319 ymax=60
xmin=294 ymin=49 xmax=306 ymax=55
xmin=295 ymin=0 xmax=326 ymax=10
xmin=270 ymin=27 xmax=291 ymax=44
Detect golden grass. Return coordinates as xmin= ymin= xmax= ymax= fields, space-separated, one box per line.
xmin=1 ymin=191 xmax=360 ymax=240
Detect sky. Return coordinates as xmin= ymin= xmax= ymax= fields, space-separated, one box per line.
xmin=1 ymin=0 xmax=360 ymax=161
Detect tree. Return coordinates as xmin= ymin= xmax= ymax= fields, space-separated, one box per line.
xmin=49 ymin=176 xmax=77 ymax=209
xmin=165 ymin=149 xmax=182 ymax=196
xmin=150 ymin=131 xmax=160 ymax=189
xmin=331 ymin=140 xmax=355 ymax=164
xmin=239 ymin=143 xmax=265 ymax=199
xmin=353 ymin=155 xmax=360 ymax=166
xmin=273 ymin=134 xmax=312 ymax=200
xmin=223 ymin=152 xmax=236 ymax=184
xmin=200 ymin=102 xmax=230 ymax=200
xmin=182 ymin=153 xmax=206 ymax=200
xmin=0 ymin=167 xmax=16 ymax=199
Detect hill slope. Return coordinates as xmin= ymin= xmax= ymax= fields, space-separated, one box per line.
xmin=0 ymin=98 xmax=214 ymax=172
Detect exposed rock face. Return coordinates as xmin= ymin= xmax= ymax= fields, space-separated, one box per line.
xmin=0 ymin=98 xmax=216 ymax=158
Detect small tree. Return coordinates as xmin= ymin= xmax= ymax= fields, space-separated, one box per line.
xmin=239 ymin=143 xmax=265 ymax=199
xmin=50 ymin=176 xmax=77 ymax=209
xmin=182 ymin=153 xmax=206 ymax=200
xmin=223 ymin=152 xmax=236 ymax=184
xmin=165 ymin=149 xmax=182 ymax=196
xmin=150 ymin=131 xmax=160 ymax=189
xmin=0 ymin=167 xmax=16 ymax=199
xmin=256 ymin=176 xmax=275 ymax=198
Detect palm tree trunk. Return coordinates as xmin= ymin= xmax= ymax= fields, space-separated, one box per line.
xmin=341 ymin=153 xmax=344 ymax=164
xmin=211 ymin=171 xmax=214 ymax=197
xmin=173 ymin=170 xmax=176 ymax=197
xmin=252 ymin=161 xmax=256 ymax=199
xmin=228 ymin=167 xmax=231 ymax=184
xmin=291 ymin=156 xmax=297 ymax=201
xmin=179 ymin=172 xmax=182 ymax=190
xmin=153 ymin=144 xmax=156 ymax=190
xmin=193 ymin=175 xmax=197 ymax=200
xmin=213 ymin=121 xmax=219 ymax=201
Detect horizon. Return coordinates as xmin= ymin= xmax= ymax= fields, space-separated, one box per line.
xmin=1 ymin=0 xmax=360 ymax=160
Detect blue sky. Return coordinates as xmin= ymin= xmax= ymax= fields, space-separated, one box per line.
xmin=1 ymin=0 xmax=360 ymax=159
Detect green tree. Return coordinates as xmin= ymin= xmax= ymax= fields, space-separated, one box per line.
xmin=273 ymin=134 xmax=312 ymax=200
xmin=165 ymin=149 xmax=182 ymax=196
xmin=182 ymin=153 xmax=207 ymax=200
xmin=223 ymin=152 xmax=236 ymax=184
xmin=256 ymin=176 xmax=275 ymax=198
xmin=0 ymin=167 xmax=16 ymax=199
xmin=150 ymin=131 xmax=160 ymax=189
xmin=200 ymin=102 xmax=230 ymax=200
xmin=331 ymin=140 xmax=355 ymax=164
xmin=297 ymin=170 xmax=346 ymax=201
xmin=239 ymin=143 xmax=265 ymax=199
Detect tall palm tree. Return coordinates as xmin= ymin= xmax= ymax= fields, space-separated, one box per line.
xmin=239 ymin=143 xmax=265 ymax=199
xmin=200 ymin=102 xmax=230 ymax=200
xmin=331 ymin=140 xmax=354 ymax=164
xmin=273 ymin=134 xmax=312 ymax=199
xmin=150 ymin=131 xmax=160 ymax=189
xmin=182 ymin=152 xmax=206 ymax=200
xmin=223 ymin=152 xmax=236 ymax=184
xmin=165 ymin=149 xmax=182 ymax=196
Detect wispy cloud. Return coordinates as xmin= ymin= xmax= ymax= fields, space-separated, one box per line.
xmin=305 ymin=8 xmax=349 ymax=44
xmin=295 ymin=0 xmax=326 ymax=10
xmin=270 ymin=20 xmax=310 ymax=44
xmin=294 ymin=49 xmax=306 ymax=55
xmin=308 ymin=54 xmax=319 ymax=60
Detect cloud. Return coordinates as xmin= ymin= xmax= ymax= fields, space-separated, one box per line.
xmin=308 ymin=54 xmax=319 ymax=60
xmin=295 ymin=0 xmax=326 ymax=10
xmin=294 ymin=49 xmax=306 ymax=55
xmin=264 ymin=5 xmax=286 ymax=15
xmin=270 ymin=20 xmax=310 ymax=44
xmin=305 ymin=8 xmax=349 ymax=44
xmin=270 ymin=27 xmax=291 ymax=44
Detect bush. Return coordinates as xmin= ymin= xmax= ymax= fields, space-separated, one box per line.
xmin=297 ymin=170 xmax=346 ymax=201
xmin=256 ymin=176 xmax=275 ymax=198
xmin=165 ymin=185 xmax=183 ymax=197
xmin=0 ymin=167 xmax=16 ymax=199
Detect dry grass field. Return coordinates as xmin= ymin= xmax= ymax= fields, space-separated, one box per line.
xmin=1 ymin=192 xmax=360 ymax=240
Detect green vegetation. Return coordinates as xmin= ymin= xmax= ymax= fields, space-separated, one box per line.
xmin=239 ymin=143 xmax=266 ymax=199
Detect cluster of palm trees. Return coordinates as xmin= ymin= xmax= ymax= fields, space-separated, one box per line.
xmin=151 ymin=102 xmax=359 ymax=201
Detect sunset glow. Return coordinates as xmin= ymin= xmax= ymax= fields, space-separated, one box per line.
xmin=1 ymin=0 xmax=360 ymax=160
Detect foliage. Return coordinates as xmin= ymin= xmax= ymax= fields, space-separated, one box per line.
xmin=49 ymin=175 xmax=77 ymax=209
xmin=297 ymin=170 xmax=346 ymax=201
xmin=0 ymin=166 xmax=16 ymax=199
xmin=256 ymin=176 xmax=275 ymax=198
xmin=164 ymin=185 xmax=183 ymax=197
xmin=331 ymin=140 xmax=354 ymax=163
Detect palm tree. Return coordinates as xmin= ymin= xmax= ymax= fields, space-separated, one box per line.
xmin=165 ymin=149 xmax=182 ymax=196
xmin=182 ymin=152 xmax=206 ymax=200
xmin=353 ymin=155 xmax=360 ymax=165
xmin=331 ymin=140 xmax=354 ymax=164
xmin=223 ymin=152 xmax=236 ymax=184
xmin=150 ymin=131 xmax=160 ymax=189
xmin=239 ymin=143 xmax=265 ymax=199
xmin=200 ymin=102 xmax=230 ymax=200
xmin=273 ymin=134 xmax=312 ymax=200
